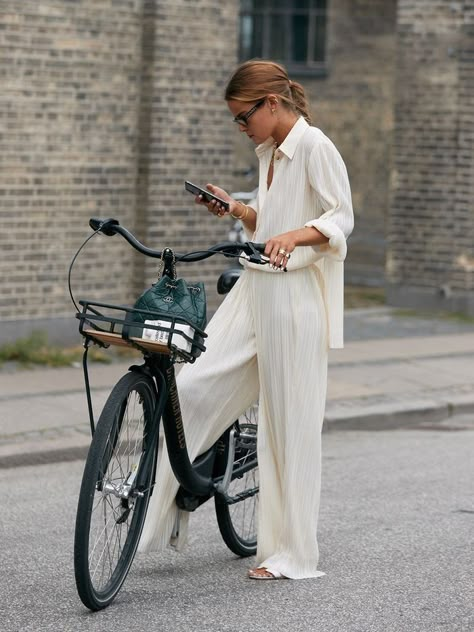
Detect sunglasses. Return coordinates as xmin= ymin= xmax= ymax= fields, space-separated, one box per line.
xmin=232 ymin=98 xmax=266 ymax=127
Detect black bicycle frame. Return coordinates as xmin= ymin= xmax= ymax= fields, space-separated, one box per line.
xmin=159 ymin=357 xmax=215 ymax=496
xmin=138 ymin=355 xmax=259 ymax=503
xmin=77 ymin=217 xmax=264 ymax=504
xmin=81 ymin=336 xmax=259 ymax=511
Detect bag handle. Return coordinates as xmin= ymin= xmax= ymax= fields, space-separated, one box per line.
xmin=158 ymin=247 xmax=177 ymax=280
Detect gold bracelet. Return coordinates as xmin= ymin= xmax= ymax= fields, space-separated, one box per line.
xmin=231 ymin=202 xmax=250 ymax=221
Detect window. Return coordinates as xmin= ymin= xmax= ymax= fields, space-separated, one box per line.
xmin=239 ymin=0 xmax=328 ymax=75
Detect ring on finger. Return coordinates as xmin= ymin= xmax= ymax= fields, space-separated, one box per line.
xmin=278 ymin=248 xmax=287 ymax=255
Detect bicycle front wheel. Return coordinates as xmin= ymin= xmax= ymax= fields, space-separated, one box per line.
xmin=215 ymin=404 xmax=259 ymax=557
xmin=74 ymin=371 xmax=157 ymax=610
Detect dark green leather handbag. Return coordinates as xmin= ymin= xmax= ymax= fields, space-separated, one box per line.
xmin=125 ymin=248 xmax=206 ymax=356
xmin=132 ymin=275 xmax=206 ymax=331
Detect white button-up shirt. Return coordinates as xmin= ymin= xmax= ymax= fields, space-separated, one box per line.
xmin=244 ymin=117 xmax=354 ymax=348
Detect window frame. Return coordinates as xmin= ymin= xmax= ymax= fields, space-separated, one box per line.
xmin=239 ymin=1 xmax=329 ymax=77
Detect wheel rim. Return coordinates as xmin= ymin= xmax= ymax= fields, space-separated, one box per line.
xmin=227 ymin=407 xmax=259 ymax=546
xmin=88 ymin=389 xmax=149 ymax=596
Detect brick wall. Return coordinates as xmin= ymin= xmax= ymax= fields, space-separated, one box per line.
xmin=0 ymin=0 xmax=239 ymax=344
xmin=138 ymin=0 xmax=239 ymax=300
xmin=0 ymin=0 xmax=144 ymax=343
xmin=2 ymin=0 xmax=471 ymax=344
xmin=386 ymin=0 xmax=474 ymax=314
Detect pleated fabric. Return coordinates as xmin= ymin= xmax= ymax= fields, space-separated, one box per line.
xmin=138 ymin=116 xmax=353 ymax=579
xmin=138 ymin=265 xmax=328 ymax=579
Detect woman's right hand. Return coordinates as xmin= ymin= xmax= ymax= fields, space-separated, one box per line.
xmin=195 ymin=184 xmax=239 ymax=218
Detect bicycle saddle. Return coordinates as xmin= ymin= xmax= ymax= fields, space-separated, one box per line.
xmin=217 ymin=268 xmax=242 ymax=295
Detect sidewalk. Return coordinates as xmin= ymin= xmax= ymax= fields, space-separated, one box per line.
xmin=1 ymin=307 xmax=474 ymax=468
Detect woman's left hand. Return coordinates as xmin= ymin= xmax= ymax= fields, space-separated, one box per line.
xmin=265 ymin=231 xmax=297 ymax=270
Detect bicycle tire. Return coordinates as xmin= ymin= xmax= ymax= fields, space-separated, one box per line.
xmin=74 ymin=371 xmax=157 ymax=610
xmin=215 ymin=404 xmax=259 ymax=557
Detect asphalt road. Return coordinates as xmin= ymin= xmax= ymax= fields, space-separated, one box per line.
xmin=1 ymin=417 xmax=473 ymax=632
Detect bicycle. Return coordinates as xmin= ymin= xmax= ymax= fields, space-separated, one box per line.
xmin=71 ymin=217 xmax=267 ymax=611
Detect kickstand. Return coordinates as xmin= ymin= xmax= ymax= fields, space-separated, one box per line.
xmin=170 ymin=511 xmax=181 ymax=547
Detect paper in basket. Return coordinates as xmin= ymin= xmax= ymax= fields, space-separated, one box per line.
xmin=142 ymin=319 xmax=195 ymax=353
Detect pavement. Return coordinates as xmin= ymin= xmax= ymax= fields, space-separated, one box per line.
xmin=1 ymin=306 xmax=474 ymax=468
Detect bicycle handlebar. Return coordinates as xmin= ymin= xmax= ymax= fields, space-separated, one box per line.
xmin=89 ymin=217 xmax=268 ymax=265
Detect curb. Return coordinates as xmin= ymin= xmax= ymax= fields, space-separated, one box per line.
xmin=2 ymin=397 xmax=473 ymax=470
xmin=324 ymin=392 xmax=474 ymax=432
xmin=324 ymin=401 xmax=449 ymax=432
xmin=0 ymin=445 xmax=89 ymax=470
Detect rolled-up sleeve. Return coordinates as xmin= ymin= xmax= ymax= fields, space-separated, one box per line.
xmin=304 ymin=141 xmax=354 ymax=261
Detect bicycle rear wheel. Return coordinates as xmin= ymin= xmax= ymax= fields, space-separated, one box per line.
xmin=74 ymin=371 xmax=157 ymax=610
xmin=215 ymin=404 xmax=259 ymax=557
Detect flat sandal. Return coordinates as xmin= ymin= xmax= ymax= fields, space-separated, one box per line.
xmin=248 ymin=567 xmax=287 ymax=580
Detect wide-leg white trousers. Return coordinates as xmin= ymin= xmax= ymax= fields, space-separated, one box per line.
xmin=138 ymin=266 xmax=328 ymax=579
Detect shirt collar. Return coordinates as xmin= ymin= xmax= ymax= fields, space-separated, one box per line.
xmin=255 ymin=116 xmax=309 ymax=160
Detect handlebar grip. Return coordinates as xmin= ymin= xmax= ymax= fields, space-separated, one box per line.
xmin=251 ymin=242 xmax=266 ymax=253
xmin=89 ymin=217 xmax=120 ymax=236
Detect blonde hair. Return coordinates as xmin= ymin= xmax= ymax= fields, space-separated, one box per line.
xmin=224 ymin=59 xmax=312 ymax=124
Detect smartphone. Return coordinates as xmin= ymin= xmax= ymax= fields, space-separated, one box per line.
xmin=185 ymin=181 xmax=230 ymax=211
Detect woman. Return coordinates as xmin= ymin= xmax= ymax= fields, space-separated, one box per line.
xmin=139 ymin=60 xmax=354 ymax=580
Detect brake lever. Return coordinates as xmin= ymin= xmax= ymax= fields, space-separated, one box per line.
xmin=245 ymin=242 xmax=269 ymax=265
